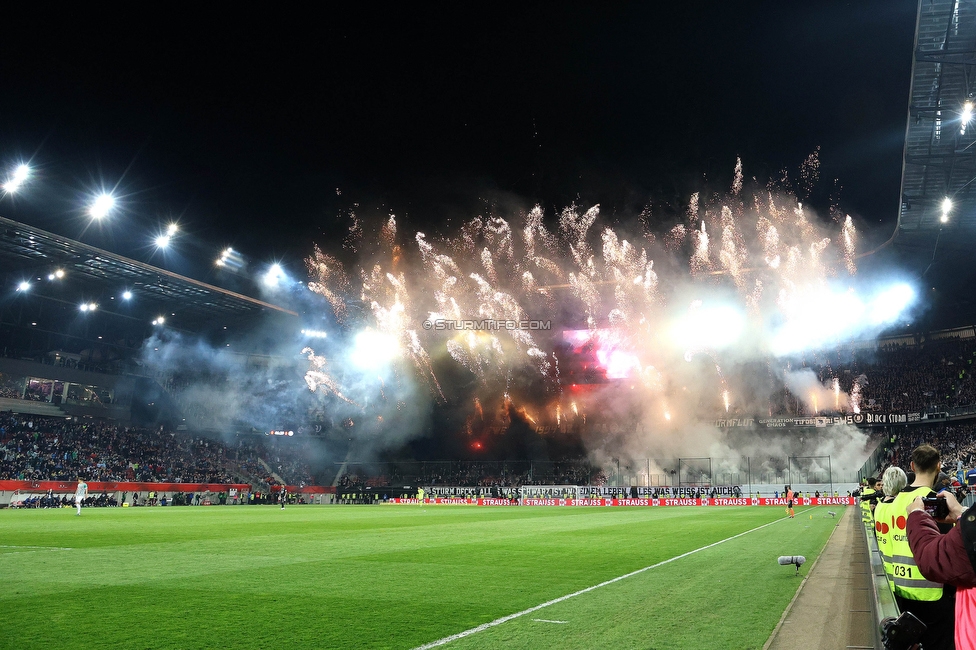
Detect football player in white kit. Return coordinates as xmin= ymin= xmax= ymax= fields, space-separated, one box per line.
xmin=75 ymin=477 xmax=88 ymax=515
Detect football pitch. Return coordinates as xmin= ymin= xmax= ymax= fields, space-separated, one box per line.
xmin=1 ymin=504 xmax=841 ymax=649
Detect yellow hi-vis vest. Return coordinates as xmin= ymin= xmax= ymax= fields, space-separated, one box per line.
xmin=887 ymin=486 xmax=943 ymax=601
xmin=861 ymin=488 xmax=875 ymax=526
xmin=873 ymin=498 xmax=895 ymax=580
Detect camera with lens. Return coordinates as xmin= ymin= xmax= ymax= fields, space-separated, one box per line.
xmin=880 ymin=611 xmax=925 ymax=650
xmin=922 ymin=496 xmax=950 ymax=520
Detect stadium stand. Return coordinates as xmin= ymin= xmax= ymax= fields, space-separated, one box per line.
xmin=0 ymin=413 xmax=319 ymax=499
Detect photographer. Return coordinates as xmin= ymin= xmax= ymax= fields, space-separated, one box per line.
xmin=888 ymin=444 xmax=954 ymax=650
xmin=906 ymin=491 xmax=976 ymax=648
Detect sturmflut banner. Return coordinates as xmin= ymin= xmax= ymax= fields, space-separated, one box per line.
xmin=712 ymin=412 xmax=925 ymax=429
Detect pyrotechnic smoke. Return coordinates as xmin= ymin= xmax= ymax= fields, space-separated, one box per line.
xmin=149 ymin=156 xmax=914 ymax=475
xmin=782 ymin=367 xmax=851 ymax=415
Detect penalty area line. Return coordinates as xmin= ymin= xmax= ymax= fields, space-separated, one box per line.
xmin=0 ymin=545 xmax=74 ymax=551
xmin=412 ymin=514 xmax=792 ymax=649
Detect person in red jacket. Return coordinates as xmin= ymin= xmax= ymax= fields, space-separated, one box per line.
xmin=907 ymin=491 xmax=976 ymax=648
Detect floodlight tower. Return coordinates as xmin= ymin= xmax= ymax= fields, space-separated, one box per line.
xmin=924 ymin=196 xmax=952 ymax=277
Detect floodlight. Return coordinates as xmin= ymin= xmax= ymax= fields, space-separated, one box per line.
xmin=89 ymin=193 xmax=115 ymax=219
xmin=17 ymin=281 xmax=30 ymax=292
xmin=122 ymin=291 xmax=132 ymax=300
xmin=166 ymin=223 xmax=178 ymax=236
xmin=3 ymin=164 xmax=30 ymax=193
xmin=79 ymin=303 xmax=89 ymax=312
xmin=350 ymin=330 xmax=399 ymax=369
xmin=964 ymin=102 xmax=974 ymax=127
xmin=155 ymin=234 xmax=171 ymax=249
xmin=942 ymin=197 xmax=953 ymax=215
xmin=671 ymin=302 xmax=746 ymax=350
xmin=264 ymin=263 xmax=285 ymax=287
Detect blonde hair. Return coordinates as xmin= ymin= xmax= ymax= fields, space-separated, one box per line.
xmin=882 ymin=466 xmax=908 ymax=497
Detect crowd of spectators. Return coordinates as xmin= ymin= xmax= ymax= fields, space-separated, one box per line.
xmin=707 ymin=336 xmax=976 ymax=418
xmin=231 ymin=436 xmax=315 ymax=487
xmin=798 ymin=337 xmax=976 ymax=416
xmin=873 ymin=422 xmax=976 ymax=479
xmin=0 ymin=415 xmax=234 ymax=483
xmin=0 ymin=413 xmax=319 ymax=488
xmin=338 ymin=459 xmax=607 ymax=489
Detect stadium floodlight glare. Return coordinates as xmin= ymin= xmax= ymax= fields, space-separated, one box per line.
xmin=942 ymin=197 xmax=953 ymax=216
xmin=869 ymin=283 xmax=916 ymax=325
xmin=264 ymin=263 xmax=285 ymax=287
xmin=671 ymin=302 xmax=746 ymax=351
xmin=122 ymin=290 xmax=132 ymax=300
xmin=16 ymin=281 xmax=30 ymax=292
xmin=350 ymin=330 xmax=400 ymax=369
xmin=216 ymin=247 xmax=243 ymax=269
xmin=3 ymin=164 xmax=30 ymax=193
xmin=963 ymin=102 xmax=974 ymax=134
xmin=155 ymin=234 xmax=171 ymax=249
xmin=152 ymin=316 xmax=165 ymax=325
xmin=47 ymin=269 xmax=66 ymax=281
xmin=89 ymin=193 xmax=115 ymax=219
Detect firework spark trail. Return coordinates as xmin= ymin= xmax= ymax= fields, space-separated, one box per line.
xmin=301 ymin=158 xmax=912 ymax=444
xmin=302 ymin=348 xmax=360 ymax=407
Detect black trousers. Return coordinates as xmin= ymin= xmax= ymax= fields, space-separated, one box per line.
xmin=896 ymin=587 xmax=956 ymax=650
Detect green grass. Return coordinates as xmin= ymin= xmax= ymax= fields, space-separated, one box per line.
xmin=0 ymin=504 xmax=840 ymax=649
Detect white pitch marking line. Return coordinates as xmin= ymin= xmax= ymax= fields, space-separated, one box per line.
xmin=0 ymin=545 xmax=74 ymax=551
xmin=412 ymin=515 xmax=792 ymax=649
xmin=532 ymin=619 xmax=568 ymax=624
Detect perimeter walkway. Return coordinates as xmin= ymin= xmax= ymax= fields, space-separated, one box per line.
xmin=765 ymin=506 xmax=875 ymax=650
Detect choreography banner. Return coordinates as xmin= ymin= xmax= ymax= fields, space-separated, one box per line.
xmin=713 ymin=413 xmax=925 ymax=429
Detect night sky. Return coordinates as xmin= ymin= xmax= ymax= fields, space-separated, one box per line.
xmin=0 ymin=3 xmax=919 ymax=287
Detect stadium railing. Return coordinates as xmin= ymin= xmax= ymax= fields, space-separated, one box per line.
xmin=861 ymin=513 xmax=899 ymax=649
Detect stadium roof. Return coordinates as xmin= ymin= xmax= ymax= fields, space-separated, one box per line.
xmin=898 ymin=0 xmax=976 ymax=240
xmin=0 ymin=215 xmax=297 ymax=333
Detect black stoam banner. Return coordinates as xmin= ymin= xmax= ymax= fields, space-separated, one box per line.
xmin=713 ymin=412 xmax=924 ymax=429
